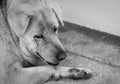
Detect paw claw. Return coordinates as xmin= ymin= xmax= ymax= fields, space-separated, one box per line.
xmin=80 ymin=71 xmax=92 ymax=80
xmin=69 ymin=68 xmax=92 ymax=80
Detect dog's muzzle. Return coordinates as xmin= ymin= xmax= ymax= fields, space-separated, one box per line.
xmin=36 ymin=49 xmax=67 ymax=66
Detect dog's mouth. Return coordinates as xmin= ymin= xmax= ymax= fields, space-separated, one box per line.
xmin=46 ymin=61 xmax=59 ymax=66
xmin=36 ymin=52 xmax=59 ymax=66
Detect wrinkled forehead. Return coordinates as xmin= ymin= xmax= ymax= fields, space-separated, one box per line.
xmin=8 ymin=0 xmax=63 ymax=27
xmin=10 ymin=0 xmax=61 ymax=27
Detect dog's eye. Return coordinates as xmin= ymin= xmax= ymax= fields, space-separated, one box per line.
xmin=53 ymin=26 xmax=58 ymax=32
xmin=34 ymin=34 xmax=44 ymax=39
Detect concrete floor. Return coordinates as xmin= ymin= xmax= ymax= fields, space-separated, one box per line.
xmin=45 ymin=21 xmax=120 ymax=84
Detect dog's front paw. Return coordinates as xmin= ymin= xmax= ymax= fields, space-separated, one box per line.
xmin=51 ymin=67 xmax=92 ymax=81
xmin=69 ymin=68 xmax=92 ymax=80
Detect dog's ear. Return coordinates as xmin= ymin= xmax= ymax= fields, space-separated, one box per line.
xmin=7 ymin=8 xmax=30 ymax=37
xmin=49 ymin=1 xmax=64 ymax=26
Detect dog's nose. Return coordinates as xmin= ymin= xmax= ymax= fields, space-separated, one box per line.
xmin=56 ymin=50 xmax=67 ymax=61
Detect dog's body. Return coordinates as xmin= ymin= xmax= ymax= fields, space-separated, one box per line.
xmin=0 ymin=0 xmax=92 ymax=84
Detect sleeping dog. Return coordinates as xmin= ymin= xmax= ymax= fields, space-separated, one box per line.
xmin=0 ymin=0 xmax=92 ymax=84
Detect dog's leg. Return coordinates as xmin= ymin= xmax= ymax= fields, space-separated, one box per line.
xmin=11 ymin=65 xmax=92 ymax=84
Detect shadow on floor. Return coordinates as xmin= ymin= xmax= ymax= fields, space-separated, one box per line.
xmin=59 ymin=21 xmax=120 ymax=46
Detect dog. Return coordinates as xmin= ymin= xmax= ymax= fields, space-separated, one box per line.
xmin=0 ymin=0 xmax=92 ymax=84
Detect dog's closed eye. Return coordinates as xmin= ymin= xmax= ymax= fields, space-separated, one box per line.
xmin=34 ymin=34 xmax=44 ymax=39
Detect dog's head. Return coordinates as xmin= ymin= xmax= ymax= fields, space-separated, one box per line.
xmin=7 ymin=0 xmax=67 ymax=66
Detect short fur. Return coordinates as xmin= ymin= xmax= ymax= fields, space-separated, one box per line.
xmin=0 ymin=0 xmax=92 ymax=84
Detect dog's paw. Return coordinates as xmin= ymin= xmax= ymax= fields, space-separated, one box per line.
xmin=51 ymin=67 xmax=92 ymax=81
xmin=68 ymin=68 xmax=92 ymax=80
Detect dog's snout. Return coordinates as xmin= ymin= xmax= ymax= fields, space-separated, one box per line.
xmin=56 ymin=49 xmax=67 ymax=61
xmin=50 ymin=37 xmax=67 ymax=61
